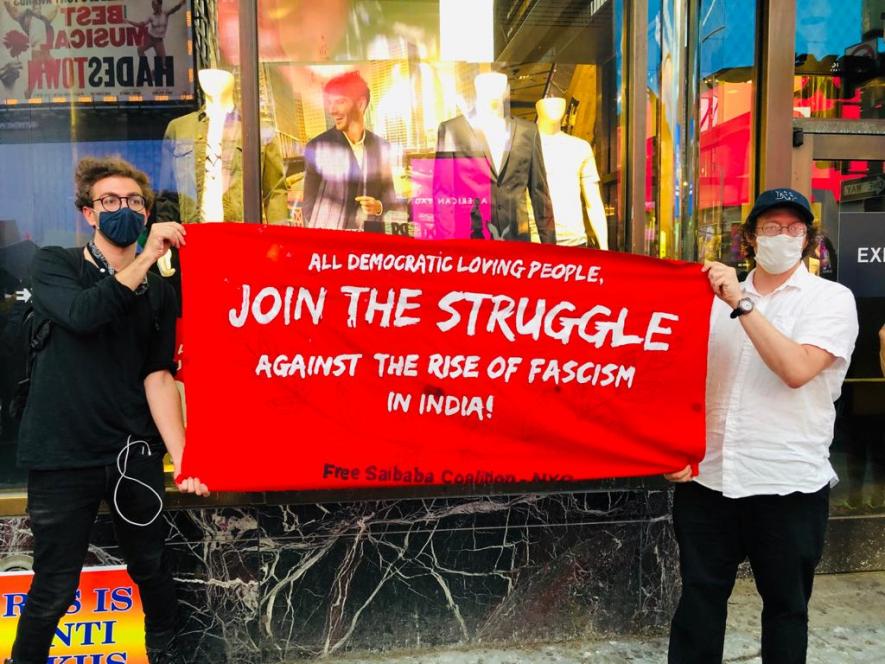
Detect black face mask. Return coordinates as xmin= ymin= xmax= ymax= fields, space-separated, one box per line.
xmin=97 ymin=207 xmax=145 ymax=247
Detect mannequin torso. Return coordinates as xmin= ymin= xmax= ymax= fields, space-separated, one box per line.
xmin=198 ymin=69 xmax=235 ymax=222
xmin=535 ymin=97 xmax=608 ymax=249
xmin=433 ymin=72 xmax=556 ymax=243
xmin=158 ymin=68 xmax=289 ymax=224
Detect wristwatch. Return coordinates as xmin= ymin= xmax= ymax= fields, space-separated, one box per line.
xmin=730 ymin=297 xmax=754 ymax=319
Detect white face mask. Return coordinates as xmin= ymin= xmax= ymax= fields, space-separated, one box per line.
xmin=754 ymin=235 xmax=804 ymax=274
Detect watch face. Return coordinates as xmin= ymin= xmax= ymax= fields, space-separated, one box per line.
xmin=740 ymin=298 xmax=753 ymax=312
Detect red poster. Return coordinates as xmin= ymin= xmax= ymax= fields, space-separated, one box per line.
xmin=0 ymin=566 xmax=146 ymax=663
xmin=179 ymin=225 xmax=712 ymax=491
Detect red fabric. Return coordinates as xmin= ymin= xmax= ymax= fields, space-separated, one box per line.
xmin=179 ymin=225 xmax=712 ymax=491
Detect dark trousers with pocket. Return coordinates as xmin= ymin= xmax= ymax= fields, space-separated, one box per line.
xmin=11 ymin=453 xmax=177 ymax=664
xmin=668 ymin=481 xmax=829 ymax=664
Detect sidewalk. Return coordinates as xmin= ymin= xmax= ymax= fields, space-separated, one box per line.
xmin=325 ymin=571 xmax=885 ymax=663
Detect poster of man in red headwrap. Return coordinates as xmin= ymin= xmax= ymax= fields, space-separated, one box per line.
xmin=301 ymin=70 xmax=404 ymax=232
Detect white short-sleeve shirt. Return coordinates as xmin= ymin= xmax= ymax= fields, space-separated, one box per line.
xmin=697 ymin=263 xmax=859 ymax=498
xmin=200 ymin=107 xmax=228 ymax=222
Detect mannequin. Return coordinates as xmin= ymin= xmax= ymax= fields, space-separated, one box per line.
xmin=198 ymin=68 xmax=235 ymax=222
xmin=535 ymin=97 xmax=608 ymax=249
xmin=155 ymin=67 xmax=288 ymax=225
xmin=434 ymin=72 xmax=555 ymax=242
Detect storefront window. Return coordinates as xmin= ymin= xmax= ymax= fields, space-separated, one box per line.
xmin=645 ymin=0 xmax=661 ymax=257
xmin=647 ymin=0 xmax=694 ymax=260
xmin=249 ymin=0 xmax=625 ymax=250
xmin=1 ymin=0 xmax=630 ymax=494
xmin=793 ymin=2 xmax=885 ymax=519
xmin=794 ymin=0 xmax=884 ymax=121
xmin=696 ymin=0 xmax=756 ymax=269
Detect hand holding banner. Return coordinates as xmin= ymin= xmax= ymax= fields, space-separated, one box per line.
xmin=179 ymin=226 xmax=712 ymax=491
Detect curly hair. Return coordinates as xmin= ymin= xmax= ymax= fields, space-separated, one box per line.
xmin=74 ymin=156 xmax=155 ymax=211
xmin=740 ymin=205 xmax=818 ymax=260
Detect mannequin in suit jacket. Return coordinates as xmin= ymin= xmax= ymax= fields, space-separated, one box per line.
xmin=434 ymin=72 xmax=556 ymax=243
xmin=156 ymin=68 xmax=289 ymax=224
xmin=302 ymin=70 xmax=400 ymax=230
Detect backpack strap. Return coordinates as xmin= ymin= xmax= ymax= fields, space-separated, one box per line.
xmin=25 ymin=247 xmax=80 ymax=374
xmin=23 ymin=307 xmax=51 ymax=378
xmin=10 ymin=306 xmax=50 ymax=420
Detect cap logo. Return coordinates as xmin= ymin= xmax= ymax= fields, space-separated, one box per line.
xmin=774 ymin=189 xmax=797 ymax=201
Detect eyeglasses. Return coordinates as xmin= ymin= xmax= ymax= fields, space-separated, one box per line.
xmin=92 ymin=194 xmax=146 ymax=212
xmin=757 ymin=222 xmax=808 ymax=237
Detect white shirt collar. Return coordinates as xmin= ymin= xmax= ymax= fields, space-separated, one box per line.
xmin=344 ymin=130 xmax=366 ymax=149
xmin=743 ymin=262 xmax=811 ymax=297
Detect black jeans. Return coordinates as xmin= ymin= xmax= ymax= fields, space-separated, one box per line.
xmin=668 ymin=481 xmax=829 ymax=664
xmin=12 ymin=453 xmax=177 ymax=664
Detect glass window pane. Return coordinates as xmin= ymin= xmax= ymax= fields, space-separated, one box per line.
xmin=697 ymin=0 xmax=756 ymax=269
xmin=652 ymin=0 xmax=693 ymax=260
xmin=808 ymin=158 xmax=885 ymax=516
xmin=0 ymin=0 xmax=634 ymax=491
xmin=646 ymin=0 xmax=662 ymax=257
xmin=254 ymin=0 xmax=625 ymax=249
xmin=794 ymin=1 xmax=885 ymax=519
xmin=0 ymin=1 xmax=209 ymax=489
xmin=794 ymin=0 xmax=883 ymax=122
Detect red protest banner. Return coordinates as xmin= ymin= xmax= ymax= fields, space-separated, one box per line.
xmin=178 ymin=225 xmax=712 ymax=491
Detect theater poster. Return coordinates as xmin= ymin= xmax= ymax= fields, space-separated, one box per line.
xmin=0 ymin=0 xmax=193 ymax=105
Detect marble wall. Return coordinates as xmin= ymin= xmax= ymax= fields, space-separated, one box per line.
xmin=9 ymin=488 xmax=880 ymax=662
xmin=0 ymin=488 xmax=682 ymax=662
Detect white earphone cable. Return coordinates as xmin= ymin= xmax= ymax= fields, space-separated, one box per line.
xmin=113 ymin=435 xmax=163 ymax=527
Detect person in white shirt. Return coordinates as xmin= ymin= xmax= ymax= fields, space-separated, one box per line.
xmin=665 ymin=187 xmax=858 ymax=664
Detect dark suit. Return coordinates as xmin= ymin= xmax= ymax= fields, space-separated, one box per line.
xmin=156 ymin=109 xmax=289 ymax=224
xmin=434 ymin=114 xmax=555 ymax=242
xmin=302 ymin=128 xmax=399 ymax=230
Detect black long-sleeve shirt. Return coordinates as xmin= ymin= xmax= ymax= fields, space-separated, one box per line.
xmin=17 ymin=246 xmax=177 ymax=469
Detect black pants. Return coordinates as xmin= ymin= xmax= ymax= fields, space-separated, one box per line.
xmin=668 ymin=481 xmax=829 ymax=664
xmin=12 ymin=453 xmax=177 ymax=664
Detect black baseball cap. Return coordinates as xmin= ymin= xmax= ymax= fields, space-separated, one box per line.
xmin=746 ymin=188 xmax=814 ymax=225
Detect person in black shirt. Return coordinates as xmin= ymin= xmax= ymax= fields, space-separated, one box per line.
xmin=8 ymin=156 xmax=208 ymax=664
